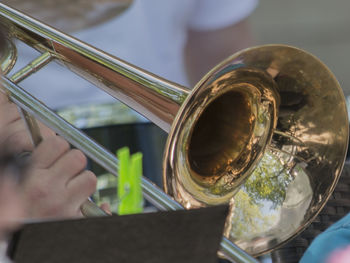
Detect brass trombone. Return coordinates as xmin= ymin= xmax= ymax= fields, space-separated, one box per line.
xmin=0 ymin=3 xmax=348 ymax=262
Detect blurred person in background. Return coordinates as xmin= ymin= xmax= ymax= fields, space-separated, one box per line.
xmin=300 ymin=212 xmax=350 ymax=263
xmin=9 ymin=0 xmax=259 ymax=108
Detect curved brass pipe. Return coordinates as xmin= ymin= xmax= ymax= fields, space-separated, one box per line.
xmin=164 ymin=45 xmax=349 ymax=255
xmin=0 ymin=37 xmax=16 ymax=74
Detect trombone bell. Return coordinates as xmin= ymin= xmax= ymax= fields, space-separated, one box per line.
xmin=164 ymin=67 xmax=279 ymax=205
xmin=164 ymin=45 xmax=348 ymax=256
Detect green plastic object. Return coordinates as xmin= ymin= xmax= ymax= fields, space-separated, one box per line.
xmin=117 ymin=147 xmax=143 ymax=215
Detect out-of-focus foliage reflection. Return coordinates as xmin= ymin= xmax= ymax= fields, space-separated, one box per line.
xmin=244 ymin=152 xmax=293 ymax=209
xmin=230 ymin=191 xmax=278 ymax=239
xmin=230 ymin=151 xmax=294 ymax=239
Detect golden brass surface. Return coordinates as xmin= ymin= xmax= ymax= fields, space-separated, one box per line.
xmin=164 ymin=45 xmax=348 ymax=255
xmin=164 ymin=67 xmax=279 ymax=207
xmin=0 ymin=3 xmax=348 ymax=259
xmin=0 ymin=37 xmax=16 ymax=74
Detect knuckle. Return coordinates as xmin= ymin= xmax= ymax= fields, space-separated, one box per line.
xmin=8 ymin=104 xmax=20 ymax=119
xmin=6 ymin=130 xmax=32 ymax=153
xmin=0 ymin=92 xmax=9 ymax=103
xmin=44 ymin=201 xmax=66 ymax=218
xmin=83 ymin=171 xmax=97 ymax=194
xmin=0 ymin=103 xmax=18 ymax=125
xmin=27 ymin=182 xmax=50 ymax=201
xmin=25 ymin=181 xmax=66 ymax=217
xmin=49 ymin=136 xmax=70 ymax=153
xmin=2 ymin=105 xmax=21 ymax=126
xmin=37 ymin=122 xmax=55 ymax=138
xmin=70 ymin=149 xmax=87 ymax=169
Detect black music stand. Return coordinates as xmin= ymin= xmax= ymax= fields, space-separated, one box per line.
xmin=8 ymin=205 xmax=229 ymax=263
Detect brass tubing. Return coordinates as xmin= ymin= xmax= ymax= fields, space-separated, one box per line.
xmin=0 ymin=3 xmax=190 ymax=132
xmin=0 ymin=37 xmax=16 ymax=74
xmin=10 ymin=51 xmax=52 ymax=83
xmin=1 ymin=75 xmax=258 ymax=263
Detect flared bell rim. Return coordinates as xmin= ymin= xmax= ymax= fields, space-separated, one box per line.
xmin=163 ymin=44 xmax=349 ymax=256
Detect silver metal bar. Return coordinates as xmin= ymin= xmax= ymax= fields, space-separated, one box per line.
xmin=221 ymin=238 xmax=258 ymax=263
xmin=81 ymin=199 xmax=108 ymax=217
xmin=1 ymin=76 xmax=257 ymax=263
xmin=8 ymin=52 xmax=107 ymax=217
xmin=10 ymin=51 xmax=53 ymax=83
xmin=10 ymin=51 xmax=53 ymax=145
xmin=1 ymin=77 xmax=181 ymax=210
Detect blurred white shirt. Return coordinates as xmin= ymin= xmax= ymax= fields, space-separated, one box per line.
xmin=15 ymin=0 xmax=258 ymax=110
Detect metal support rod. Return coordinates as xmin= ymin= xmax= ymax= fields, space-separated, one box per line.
xmin=10 ymin=51 xmax=53 ymax=83
xmin=8 ymin=52 xmax=107 ymax=217
xmin=1 ymin=76 xmax=258 ymax=263
xmin=10 ymin=51 xmax=53 ymax=145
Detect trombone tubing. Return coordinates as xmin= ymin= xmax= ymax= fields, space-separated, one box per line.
xmin=0 ymin=3 xmax=189 ymax=132
xmin=0 ymin=3 xmax=258 ymax=263
xmin=1 ymin=73 xmax=257 ymax=263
